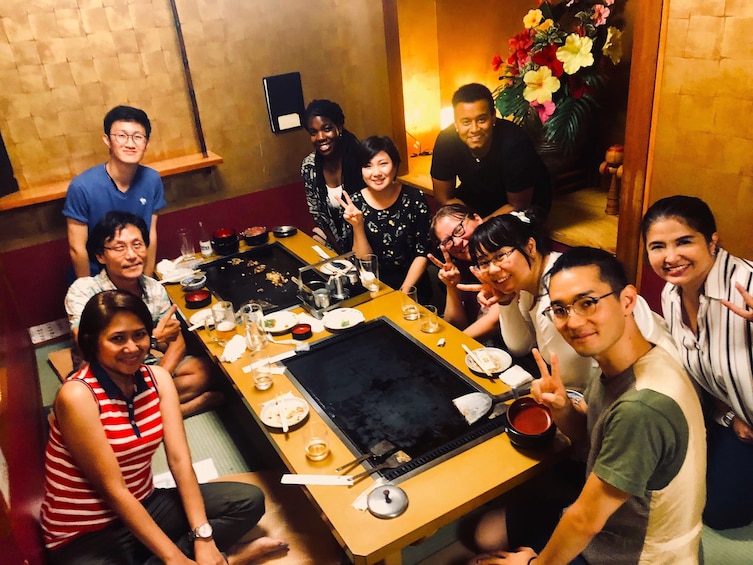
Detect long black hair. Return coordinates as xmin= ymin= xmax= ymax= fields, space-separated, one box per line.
xmin=468 ymin=208 xmax=550 ymax=266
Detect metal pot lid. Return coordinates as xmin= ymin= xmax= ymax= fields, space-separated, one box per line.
xmin=367 ymin=484 xmax=408 ymax=519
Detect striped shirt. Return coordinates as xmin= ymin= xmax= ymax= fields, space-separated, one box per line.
xmin=40 ymin=362 xmax=164 ymax=550
xmin=661 ymin=248 xmax=753 ymax=426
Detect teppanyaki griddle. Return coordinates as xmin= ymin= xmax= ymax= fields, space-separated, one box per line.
xmin=200 ymin=242 xmax=306 ymax=313
xmin=284 ymin=318 xmax=508 ymax=482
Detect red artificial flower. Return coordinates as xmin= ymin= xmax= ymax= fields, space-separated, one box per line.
xmin=567 ymin=75 xmax=592 ymax=99
xmin=508 ymin=32 xmax=533 ymax=69
xmin=531 ymin=43 xmax=564 ymax=77
xmin=492 ymin=54 xmax=504 ymax=72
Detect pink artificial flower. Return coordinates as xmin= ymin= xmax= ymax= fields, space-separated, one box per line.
xmin=604 ymin=0 xmax=615 ymax=5
xmin=492 ymin=54 xmax=504 ymax=72
xmin=531 ymin=100 xmax=556 ymax=124
xmin=592 ymin=5 xmax=610 ymax=26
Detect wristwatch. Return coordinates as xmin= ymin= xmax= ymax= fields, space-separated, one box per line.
xmin=721 ymin=410 xmax=736 ymax=428
xmin=188 ymin=522 xmax=213 ymax=541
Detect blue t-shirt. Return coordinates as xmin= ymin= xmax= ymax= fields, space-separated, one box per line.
xmin=62 ymin=164 xmax=166 ymax=274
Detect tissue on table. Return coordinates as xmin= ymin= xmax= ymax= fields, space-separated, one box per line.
xmin=155 ymin=258 xmax=196 ymax=283
xmin=500 ymin=365 xmax=534 ymax=388
xmin=220 ymin=335 xmax=247 ymax=363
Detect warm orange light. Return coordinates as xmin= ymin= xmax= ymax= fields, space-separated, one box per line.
xmin=440 ymin=106 xmax=454 ymax=129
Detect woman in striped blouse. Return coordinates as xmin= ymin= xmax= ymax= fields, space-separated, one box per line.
xmin=40 ymin=290 xmax=287 ymax=564
xmin=642 ymin=195 xmax=753 ymax=530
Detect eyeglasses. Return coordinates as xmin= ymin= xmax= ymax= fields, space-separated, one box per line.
xmin=109 ymin=132 xmax=147 ymax=146
xmin=543 ymin=292 xmax=615 ymax=322
xmin=103 ymin=240 xmax=146 ymax=255
xmin=474 ymin=248 xmax=516 ymax=271
xmin=440 ymin=215 xmax=469 ymax=250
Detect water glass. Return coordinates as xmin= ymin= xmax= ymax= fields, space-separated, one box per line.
xmin=359 ymin=254 xmax=380 ymax=292
xmin=212 ymin=301 xmax=236 ymax=345
xmin=420 ymin=304 xmax=440 ymax=333
xmin=401 ymin=286 xmax=420 ymax=320
xmin=177 ymin=228 xmax=195 ymax=260
xmin=303 ymin=421 xmax=330 ymax=461
xmin=252 ymin=357 xmax=273 ymax=391
xmin=242 ymin=303 xmax=268 ymax=352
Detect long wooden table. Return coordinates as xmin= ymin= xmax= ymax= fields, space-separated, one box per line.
xmin=165 ymin=231 xmax=566 ymax=564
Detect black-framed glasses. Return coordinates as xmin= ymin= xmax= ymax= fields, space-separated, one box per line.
xmin=474 ymin=248 xmax=516 ymax=271
xmin=109 ymin=132 xmax=147 ymax=146
xmin=543 ymin=292 xmax=615 ymax=322
xmin=440 ymin=214 xmax=469 ymax=250
xmin=103 ymin=241 xmax=146 ymax=255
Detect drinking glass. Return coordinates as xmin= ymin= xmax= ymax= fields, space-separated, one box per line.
xmin=242 ymin=303 xmax=268 ymax=352
xmin=212 ymin=301 xmax=236 ymax=345
xmin=252 ymin=356 xmax=273 ymax=391
xmin=177 ymin=228 xmax=195 ymax=260
xmin=420 ymin=304 xmax=440 ymax=333
xmin=358 ymin=254 xmax=380 ymax=292
xmin=401 ymin=286 xmax=420 ymax=320
xmin=303 ymin=421 xmax=330 ymax=461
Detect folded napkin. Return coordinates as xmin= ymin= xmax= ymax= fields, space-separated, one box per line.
xmin=220 ymin=335 xmax=247 ymax=363
xmin=242 ymin=351 xmax=296 ymax=373
xmin=500 ymin=365 xmax=534 ymax=388
xmin=296 ymin=312 xmax=324 ymax=333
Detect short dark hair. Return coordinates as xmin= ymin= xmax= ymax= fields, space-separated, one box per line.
xmin=87 ymin=211 xmax=150 ymax=265
xmin=430 ymin=203 xmax=476 ymax=244
xmin=103 ymin=105 xmax=152 ymax=138
xmin=304 ymin=99 xmax=345 ymax=129
xmin=78 ymin=290 xmax=153 ymax=363
xmin=549 ymin=247 xmax=629 ymax=295
xmin=451 ymin=83 xmax=495 ymax=116
xmin=468 ymin=208 xmax=549 ymax=267
xmin=640 ymin=195 xmax=717 ymax=243
xmin=358 ymin=135 xmax=402 ymax=173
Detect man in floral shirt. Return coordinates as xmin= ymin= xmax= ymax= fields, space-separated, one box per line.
xmin=430 ymin=83 xmax=551 ymax=218
xmin=65 ymin=211 xmax=220 ymax=417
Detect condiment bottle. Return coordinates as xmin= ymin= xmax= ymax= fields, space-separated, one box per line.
xmin=198 ymin=221 xmax=213 ymax=257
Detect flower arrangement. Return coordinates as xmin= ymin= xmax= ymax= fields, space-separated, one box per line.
xmin=492 ymin=0 xmax=624 ymax=154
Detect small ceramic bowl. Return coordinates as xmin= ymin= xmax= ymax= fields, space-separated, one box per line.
xmin=272 ymin=225 xmax=298 ymax=238
xmin=504 ymin=397 xmax=557 ymax=450
xmin=185 ymin=289 xmax=211 ymax=309
xmin=291 ymin=323 xmax=312 ymax=340
xmin=181 ymin=274 xmax=207 ymax=292
xmin=241 ymin=226 xmax=269 ymax=246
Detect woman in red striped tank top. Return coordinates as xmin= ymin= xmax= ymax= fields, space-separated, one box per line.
xmin=41 ymin=290 xmax=288 ymax=564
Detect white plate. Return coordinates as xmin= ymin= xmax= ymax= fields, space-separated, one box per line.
xmin=464 ymin=347 xmax=513 ymax=375
xmin=260 ymin=397 xmax=309 ymax=429
xmin=319 ymin=259 xmax=355 ymax=276
xmin=261 ymin=311 xmax=298 ymax=334
xmin=189 ymin=308 xmax=214 ymax=328
xmin=322 ymin=308 xmax=365 ymax=331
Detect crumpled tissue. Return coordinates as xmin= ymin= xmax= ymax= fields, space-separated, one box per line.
xmin=296 ymin=312 xmax=324 ymax=333
xmin=220 ymin=335 xmax=247 ymax=363
xmin=499 ymin=365 xmax=534 ymax=388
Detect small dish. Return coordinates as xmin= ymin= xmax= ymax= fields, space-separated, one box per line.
xmin=181 ymin=274 xmax=207 ymax=292
xmin=261 ymin=311 xmax=299 ymax=334
xmin=322 ymin=308 xmax=365 ymax=331
xmin=464 ymin=347 xmax=513 ymax=376
xmin=291 ymin=323 xmax=312 ymax=340
xmin=188 ymin=308 xmax=214 ymax=328
xmin=504 ymin=397 xmax=557 ymax=450
xmin=319 ymin=259 xmax=355 ymax=276
xmin=272 ymin=225 xmax=298 ymax=238
xmin=260 ymin=396 xmax=309 ymax=429
xmin=241 ymin=226 xmax=269 ymax=246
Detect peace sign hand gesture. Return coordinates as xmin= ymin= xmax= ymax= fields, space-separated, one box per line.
xmin=428 ymin=246 xmax=461 ymax=288
xmin=334 ymin=191 xmax=363 ymax=228
xmin=531 ymin=349 xmax=570 ymax=412
xmin=722 ymin=282 xmax=753 ymax=323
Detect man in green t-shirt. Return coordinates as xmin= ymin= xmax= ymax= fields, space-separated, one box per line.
xmin=474 ymin=247 xmax=706 ymax=565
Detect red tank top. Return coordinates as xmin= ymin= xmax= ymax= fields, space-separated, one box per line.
xmin=40 ymin=363 xmax=163 ymax=549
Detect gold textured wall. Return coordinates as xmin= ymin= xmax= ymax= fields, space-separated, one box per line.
xmin=648 ymin=0 xmax=753 ymax=258
xmin=0 ymin=0 xmax=394 ymax=250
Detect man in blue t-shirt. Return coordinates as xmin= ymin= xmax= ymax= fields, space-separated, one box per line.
xmin=63 ymin=105 xmax=166 ymax=278
xmin=430 ymin=83 xmax=551 ymax=219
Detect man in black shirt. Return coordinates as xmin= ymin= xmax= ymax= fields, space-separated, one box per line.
xmin=430 ymin=83 xmax=551 ymax=218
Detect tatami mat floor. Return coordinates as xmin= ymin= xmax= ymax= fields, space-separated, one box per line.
xmin=34 ymin=340 xmax=753 ymax=564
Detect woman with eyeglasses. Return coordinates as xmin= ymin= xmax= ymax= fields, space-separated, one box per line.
xmin=337 ymin=136 xmax=432 ymax=300
xmin=642 ymin=195 xmax=753 ymax=530
xmin=41 ymin=290 xmax=288 ymax=564
xmin=301 ymin=99 xmax=365 ymax=254
xmin=465 ymin=210 xmax=676 ymax=391
xmin=427 ymin=204 xmax=500 ymax=340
